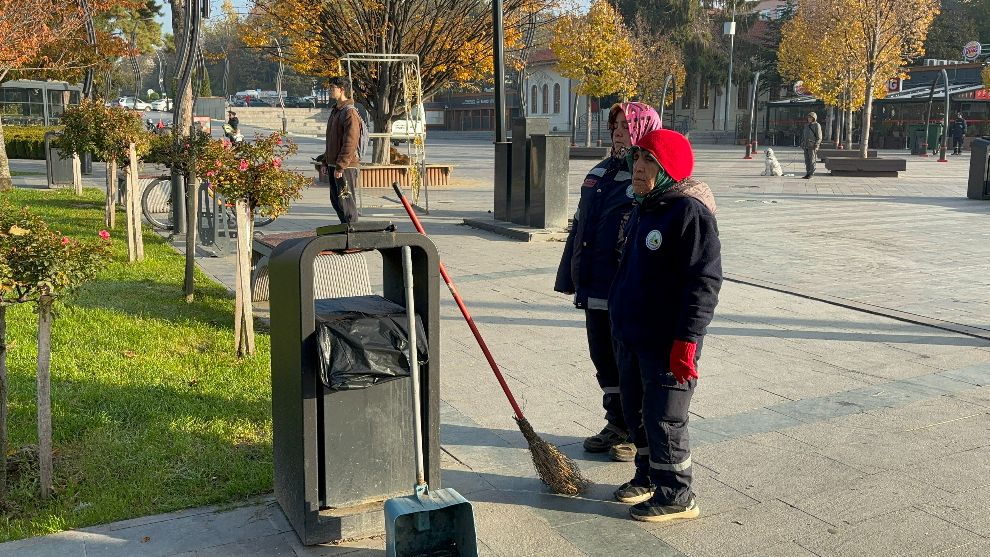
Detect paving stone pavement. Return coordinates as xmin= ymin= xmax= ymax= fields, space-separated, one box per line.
xmin=5 ymin=140 xmax=990 ymax=556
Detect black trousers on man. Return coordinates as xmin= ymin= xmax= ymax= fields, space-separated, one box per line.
xmin=616 ymin=340 xmax=695 ymax=506
xmin=803 ymin=148 xmax=817 ymax=177
xmin=952 ymin=135 xmax=964 ymax=154
xmin=330 ymin=167 xmax=360 ymax=224
xmin=585 ymin=309 xmax=625 ymax=432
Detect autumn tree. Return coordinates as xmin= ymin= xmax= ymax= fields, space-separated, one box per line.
xmin=627 ymin=14 xmax=685 ymax=111
xmin=824 ymin=0 xmax=939 ymax=157
xmin=242 ymin=0 xmax=553 ymax=134
xmin=779 ymin=1 xmax=873 ymax=146
xmin=550 ymin=0 xmax=635 ymax=146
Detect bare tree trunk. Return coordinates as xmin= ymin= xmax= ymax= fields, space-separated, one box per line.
xmin=72 ymin=153 xmax=82 ymax=196
xmin=0 ymin=115 xmax=11 ymax=192
xmin=125 ymin=159 xmax=137 ymax=263
xmin=174 ymin=0 xmax=197 ymax=295
xmin=128 ymin=144 xmax=144 ymax=261
xmin=105 ymin=162 xmax=117 ymax=229
xmin=570 ymin=90 xmax=579 ymax=146
xmin=585 ymin=96 xmax=592 ymax=147
xmin=36 ymin=296 xmax=54 ymax=500
xmin=184 ymin=172 xmax=199 ymax=302
xmin=233 ymin=201 xmax=255 ymax=357
xmin=846 ymin=107 xmax=854 ymax=152
xmin=824 ymin=107 xmax=833 ymax=146
xmin=860 ymin=77 xmax=875 ymax=158
xmin=0 ymin=305 xmax=8 ymax=499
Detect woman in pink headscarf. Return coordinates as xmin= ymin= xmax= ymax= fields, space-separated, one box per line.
xmin=554 ymin=102 xmax=661 ymax=462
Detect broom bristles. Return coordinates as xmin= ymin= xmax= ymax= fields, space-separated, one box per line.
xmin=515 ymin=416 xmax=590 ymax=496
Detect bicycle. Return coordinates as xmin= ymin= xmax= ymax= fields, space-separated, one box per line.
xmin=140 ymin=175 xmax=276 ymax=231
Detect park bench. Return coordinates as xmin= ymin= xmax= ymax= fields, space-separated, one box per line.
xmin=819 ymin=149 xmax=877 ymax=162
xmin=569 ymin=146 xmax=610 ymax=159
xmin=825 ymin=156 xmax=907 ymax=177
xmin=251 ymin=230 xmax=372 ymax=302
xmin=359 ymin=164 xmax=453 ymax=188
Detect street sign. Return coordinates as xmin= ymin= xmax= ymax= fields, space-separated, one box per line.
xmin=886 ymin=77 xmax=902 ymax=93
xmin=963 ymin=41 xmax=982 ymax=61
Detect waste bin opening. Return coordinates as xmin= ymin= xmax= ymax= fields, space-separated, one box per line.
xmin=316 ymin=295 xmax=429 ymax=391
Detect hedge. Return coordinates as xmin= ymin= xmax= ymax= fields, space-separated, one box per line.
xmin=3 ymin=126 xmax=58 ymax=160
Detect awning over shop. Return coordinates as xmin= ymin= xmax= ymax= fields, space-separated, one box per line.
xmin=768 ymin=82 xmax=986 ymax=107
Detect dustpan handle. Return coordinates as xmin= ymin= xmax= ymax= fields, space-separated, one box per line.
xmin=401 ymin=246 xmax=426 ymax=487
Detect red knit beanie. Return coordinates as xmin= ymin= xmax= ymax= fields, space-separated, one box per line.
xmin=637 ymin=129 xmax=694 ymax=182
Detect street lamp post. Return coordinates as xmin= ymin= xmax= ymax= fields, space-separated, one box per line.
xmin=723 ymin=1 xmax=737 ymax=132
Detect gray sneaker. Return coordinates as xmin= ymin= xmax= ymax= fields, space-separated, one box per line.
xmin=583 ymin=425 xmax=627 ymax=453
xmin=614 ymin=481 xmax=655 ymax=504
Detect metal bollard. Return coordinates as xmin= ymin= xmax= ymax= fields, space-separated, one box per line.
xmin=938 ymin=144 xmax=947 ymax=162
xmin=743 ymin=143 xmax=752 ymax=159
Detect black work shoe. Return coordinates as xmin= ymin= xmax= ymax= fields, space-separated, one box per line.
xmin=630 ymin=497 xmax=700 ymax=523
xmin=801 ymin=175 xmax=811 ymax=179
xmin=609 ymin=442 xmax=636 ymax=462
xmin=614 ymin=480 xmax=655 ymax=504
xmin=583 ymin=425 xmax=627 ymax=453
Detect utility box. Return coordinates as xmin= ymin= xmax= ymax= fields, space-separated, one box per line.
xmin=44 ymin=131 xmax=80 ymax=189
xmin=967 ymin=137 xmax=990 ymax=200
xmin=268 ymin=223 xmax=442 ymax=545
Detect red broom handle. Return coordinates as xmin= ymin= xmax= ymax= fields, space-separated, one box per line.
xmin=392 ymin=183 xmax=525 ymax=420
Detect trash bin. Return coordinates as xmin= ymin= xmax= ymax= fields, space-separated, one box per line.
xmin=44 ymin=131 xmax=80 ymax=188
xmin=967 ymin=137 xmax=990 ymax=200
xmin=268 ymin=222 xmax=442 ymax=545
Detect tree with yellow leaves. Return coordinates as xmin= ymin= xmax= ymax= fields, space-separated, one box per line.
xmin=787 ymin=0 xmax=939 ymax=157
xmin=838 ymin=0 xmax=939 ymax=158
xmin=626 ymin=14 xmax=685 ymax=111
xmin=242 ymin=0 xmax=553 ymax=135
xmin=550 ymin=0 xmax=635 ymax=146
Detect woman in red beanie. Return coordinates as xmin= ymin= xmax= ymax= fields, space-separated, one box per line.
xmin=555 ymin=102 xmax=661 ymax=462
xmin=608 ymin=128 xmax=722 ymax=522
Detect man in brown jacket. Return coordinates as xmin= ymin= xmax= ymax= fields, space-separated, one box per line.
xmin=323 ymin=76 xmax=362 ymax=223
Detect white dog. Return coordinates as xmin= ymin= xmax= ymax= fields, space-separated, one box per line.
xmin=762 ymin=148 xmax=783 ymax=176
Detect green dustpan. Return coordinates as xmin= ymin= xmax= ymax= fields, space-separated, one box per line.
xmin=385 ymin=246 xmax=477 ymax=557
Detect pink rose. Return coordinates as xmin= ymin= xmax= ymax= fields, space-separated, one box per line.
xmin=222 ymin=139 xmax=232 ymax=149
xmin=276 ymin=137 xmax=283 ymax=146
xmin=272 ymin=157 xmax=282 ymax=169
xmin=215 ymin=160 xmax=222 ymax=168
xmin=61 ymin=236 xmax=70 ymax=245
xmin=206 ymin=170 xmax=215 ymax=177
xmin=239 ymin=159 xmax=249 ymax=171
xmin=99 ymin=230 xmax=110 ymax=241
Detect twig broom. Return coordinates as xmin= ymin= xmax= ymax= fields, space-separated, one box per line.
xmin=391 ymin=183 xmax=589 ymax=496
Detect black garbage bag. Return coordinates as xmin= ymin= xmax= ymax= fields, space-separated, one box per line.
xmin=315 ymin=295 xmax=429 ymax=391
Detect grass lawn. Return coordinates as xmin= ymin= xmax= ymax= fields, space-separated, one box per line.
xmin=1 ymin=188 xmax=273 ymax=542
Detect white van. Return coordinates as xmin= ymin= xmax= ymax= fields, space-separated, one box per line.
xmin=390 ymin=103 xmax=426 ymax=144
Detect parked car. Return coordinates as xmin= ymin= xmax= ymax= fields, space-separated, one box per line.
xmin=283 ymin=96 xmax=316 ymax=108
xmin=150 ymin=98 xmax=172 ymax=111
xmin=115 ymin=96 xmax=150 ymax=111
xmin=390 ymin=103 xmax=426 ymax=144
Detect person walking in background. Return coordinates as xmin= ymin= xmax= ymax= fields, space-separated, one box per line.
xmin=322 ymin=76 xmax=362 ymax=224
xmin=950 ymin=113 xmax=967 ymax=155
xmin=801 ymin=112 xmax=822 ymax=179
xmin=555 ymin=102 xmax=661 ymax=463
xmin=609 ymin=129 xmax=722 ymax=522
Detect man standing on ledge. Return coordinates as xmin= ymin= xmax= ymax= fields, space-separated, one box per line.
xmin=323 ymin=76 xmax=362 ymax=224
xmin=801 ymin=111 xmax=822 ymax=179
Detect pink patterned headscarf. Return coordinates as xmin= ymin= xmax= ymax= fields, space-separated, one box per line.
xmin=608 ymin=102 xmax=661 ymax=157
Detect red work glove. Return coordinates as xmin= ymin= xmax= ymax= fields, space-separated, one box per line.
xmin=670 ymin=340 xmax=698 ymax=384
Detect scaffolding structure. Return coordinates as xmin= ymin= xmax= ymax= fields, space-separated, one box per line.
xmin=340 ymin=53 xmax=429 ymax=211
